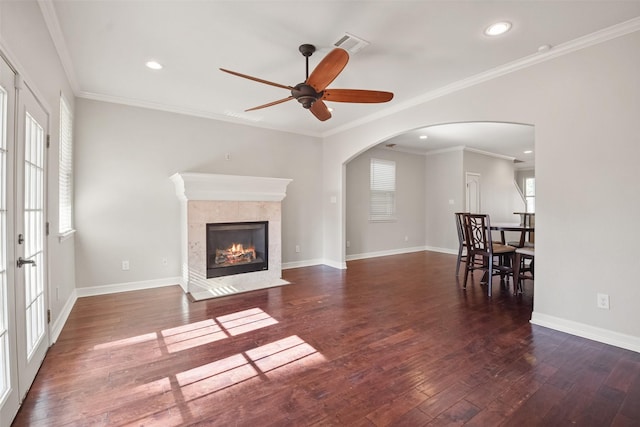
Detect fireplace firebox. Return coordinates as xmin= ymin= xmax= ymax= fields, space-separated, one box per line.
xmin=206 ymin=221 xmax=268 ymax=278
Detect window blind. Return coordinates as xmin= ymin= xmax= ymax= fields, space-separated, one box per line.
xmin=58 ymin=96 xmax=73 ymax=234
xmin=370 ymin=158 xmax=396 ymax=221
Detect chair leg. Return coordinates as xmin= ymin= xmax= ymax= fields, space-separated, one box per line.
xmin=463 ymin=258 xmax=470 ymax=290
xmin=456 ymin=247 xmax=462 ymax=276
xmin=513 ymin=252 xmax=522 ymax=295
xmin=487 ymin=255 xmax=493 ymax=297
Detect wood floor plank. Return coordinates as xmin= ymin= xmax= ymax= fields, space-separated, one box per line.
xmin=10 ymin=251 xmax=640 ymax=426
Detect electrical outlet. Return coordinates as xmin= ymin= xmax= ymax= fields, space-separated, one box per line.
xmin=122 ymin=260 xmax=130 ymax=271
xmin=162 ymin=257 xmax=168 ymax=266
xmin=404 ymin=236 xmax=409 ymax=242
xmin=597 ymin=293 xmax=610 ymax=310
xmin=346 ymin=240 xmax=350 ymax=248
xmin=295 ymin=245 xmax=300 ymax=253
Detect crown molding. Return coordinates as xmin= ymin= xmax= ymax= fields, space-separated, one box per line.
xmin=463 ymin=146 xmax=515 ymax=162
xmin=78 ymin=90 xmax=323 ymax=138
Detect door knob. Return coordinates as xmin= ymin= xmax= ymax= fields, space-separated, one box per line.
xmin=17 ymin=257 xmax=36 ymax=268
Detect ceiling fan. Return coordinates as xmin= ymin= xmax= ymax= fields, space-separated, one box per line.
xmin=220 ymin=44 xmax=394 ymax=121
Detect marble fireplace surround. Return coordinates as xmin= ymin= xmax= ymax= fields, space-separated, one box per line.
xmin=170 ymin=173 xmax=292 ymax=300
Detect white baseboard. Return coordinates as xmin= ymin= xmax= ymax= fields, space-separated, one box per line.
xmin=346 ymin=246 xmax=428 ymax=262
xmin=283 ymin=247 xmax=456 ymax=269
xmin=282 ymin=259 xmax=325 ymax=270
xmin=75 ymin=276 xmax=182 ymax=298
xmin=50 ymin=289 xmax=78 ymax=344
xmin=531 ymin=311 xmax=640 ymax=353
xmin=424 ymin=246 xmax=457 ymax=255
xmin=321 ymin=258 xmax=347 ymax=269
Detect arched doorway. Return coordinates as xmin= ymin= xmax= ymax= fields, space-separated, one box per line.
xmin=344 ymin=121 xmax=534 ymax=261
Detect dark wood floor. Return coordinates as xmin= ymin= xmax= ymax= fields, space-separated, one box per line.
xmin=12 ymin=251 xmax=640 ymax=426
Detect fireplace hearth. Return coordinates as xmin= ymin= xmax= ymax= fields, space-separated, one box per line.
xmin=207 ymin=221 xmax=268 ymax=278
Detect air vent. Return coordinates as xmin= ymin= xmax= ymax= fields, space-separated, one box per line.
xmin=334 ymin=33 xmax=370 ymax=54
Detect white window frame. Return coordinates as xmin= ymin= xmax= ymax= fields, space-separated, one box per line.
xmin=524 ymin=177 xmax=535 ymax=213
xmin=369 ymin=158 xmax=396 ymax=221
xmin=58 ymin=95 xmax=74 ymax=239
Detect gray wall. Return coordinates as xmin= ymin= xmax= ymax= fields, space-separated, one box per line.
xmin=322 ymin=30 xmax=640 ymax=349
xmin=347 ymin=146 xmax=521 ymax=257
xmin=345 ymin=147 xmax=426 ymax=258
xmin=425 ymin=149 xmax=463 ymax=252
xmin=463 ymin=150 xmax=523 ymax=223
xmin=74 ymin=99 xmax=323 ymax=288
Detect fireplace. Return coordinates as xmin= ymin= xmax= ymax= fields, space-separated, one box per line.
xmin=207 ymin=221 xmax=268 ymax=278
xmin=171 ymin=172 xmax=291 ymax=300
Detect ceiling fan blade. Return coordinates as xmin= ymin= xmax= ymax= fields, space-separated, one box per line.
xmin=245 ymin=96 xmax=294 ymax=112
xmin=310 ymin=100 xmax=331 ymax=121
xmin=220 ymin=68 xmax=293 ymax=90
xmin=306 ymin=48 xmax=349 ymax=92
xmin=323 ymin=89 xmax=394 ymax=103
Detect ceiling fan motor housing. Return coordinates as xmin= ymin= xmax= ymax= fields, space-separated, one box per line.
xmin=292 ymin=83 xmax=321 ymax=109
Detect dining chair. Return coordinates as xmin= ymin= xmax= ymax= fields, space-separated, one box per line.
xmin=462 ymin=213 xmax=516 ymax=297
xmin=454 ymin=212 xmax=468 ymax=276
xmin=512 ymin=246 xmax=535 ymax=295
xmin=508 ymin=212 xmax=535 ymax=248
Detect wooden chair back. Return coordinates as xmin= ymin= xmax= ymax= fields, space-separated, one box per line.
xmin=464 ymin=213 xmax=492 ymax=254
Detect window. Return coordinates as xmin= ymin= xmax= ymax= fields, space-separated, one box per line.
xmin=58 ymin=96 xmax=73 ymax=235
xmin=525 ymin=177 xmax=535 ymax=213
xmin=370 ymin=158 xmax=396 ymax=221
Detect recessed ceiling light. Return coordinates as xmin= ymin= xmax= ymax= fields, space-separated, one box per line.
xmin=419 ymin=135 xmax=428 ymax=140
xmin=145 ymin=60 xmax=163 ymax=70
xmin=524 ymin=150 xmax=533 ymax=154
xmin=484 ymin=21 xmax=512 ymax=36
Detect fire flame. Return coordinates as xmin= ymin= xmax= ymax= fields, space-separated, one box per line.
xmin=215 ymin=243 xmax=257 ymax=265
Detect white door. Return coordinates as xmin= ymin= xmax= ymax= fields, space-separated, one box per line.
xmin=0 ymin=54 xmax=19 ymax=426
xmin=466 ymin=173 xmax=481 ymax=213
xmin=15 ymin=80 xmax=49 ymax=397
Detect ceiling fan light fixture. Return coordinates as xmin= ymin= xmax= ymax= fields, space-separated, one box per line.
xmin=484 ymin=21 xmax=512 ymax=36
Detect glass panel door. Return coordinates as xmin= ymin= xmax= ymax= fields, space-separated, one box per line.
xmin=15 ymin=83 xmax=49 ymax=398
xmin=0 ymin=55 xmax=19 ymax=426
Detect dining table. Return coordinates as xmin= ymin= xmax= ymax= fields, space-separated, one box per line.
xmin=490 ymin=222 xmax=535 ymax=248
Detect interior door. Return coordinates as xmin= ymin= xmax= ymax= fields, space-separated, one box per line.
xmin=466 ymin=172 xmax=481 ymax=213
xmin=15 ymin=80 xmax=49 ymax=398
xmin=0 ymin=54 xmax=19 ymax=426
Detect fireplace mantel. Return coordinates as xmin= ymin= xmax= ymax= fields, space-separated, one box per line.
xmin=170 ymin=173 xmax=292 ymax=202
xmin=170 ymin=172 xmax=292 ymax=300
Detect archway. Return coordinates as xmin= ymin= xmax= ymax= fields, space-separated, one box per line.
xmin=343 ymin=121 xmax=534 ymax=262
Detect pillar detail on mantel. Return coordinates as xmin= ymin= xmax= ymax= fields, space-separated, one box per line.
xmin=170 ymin=173 xmax=292 ymax=299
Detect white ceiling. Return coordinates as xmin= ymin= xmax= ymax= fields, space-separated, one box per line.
xmin=43 ymin=1 xmax=640 ymax=162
